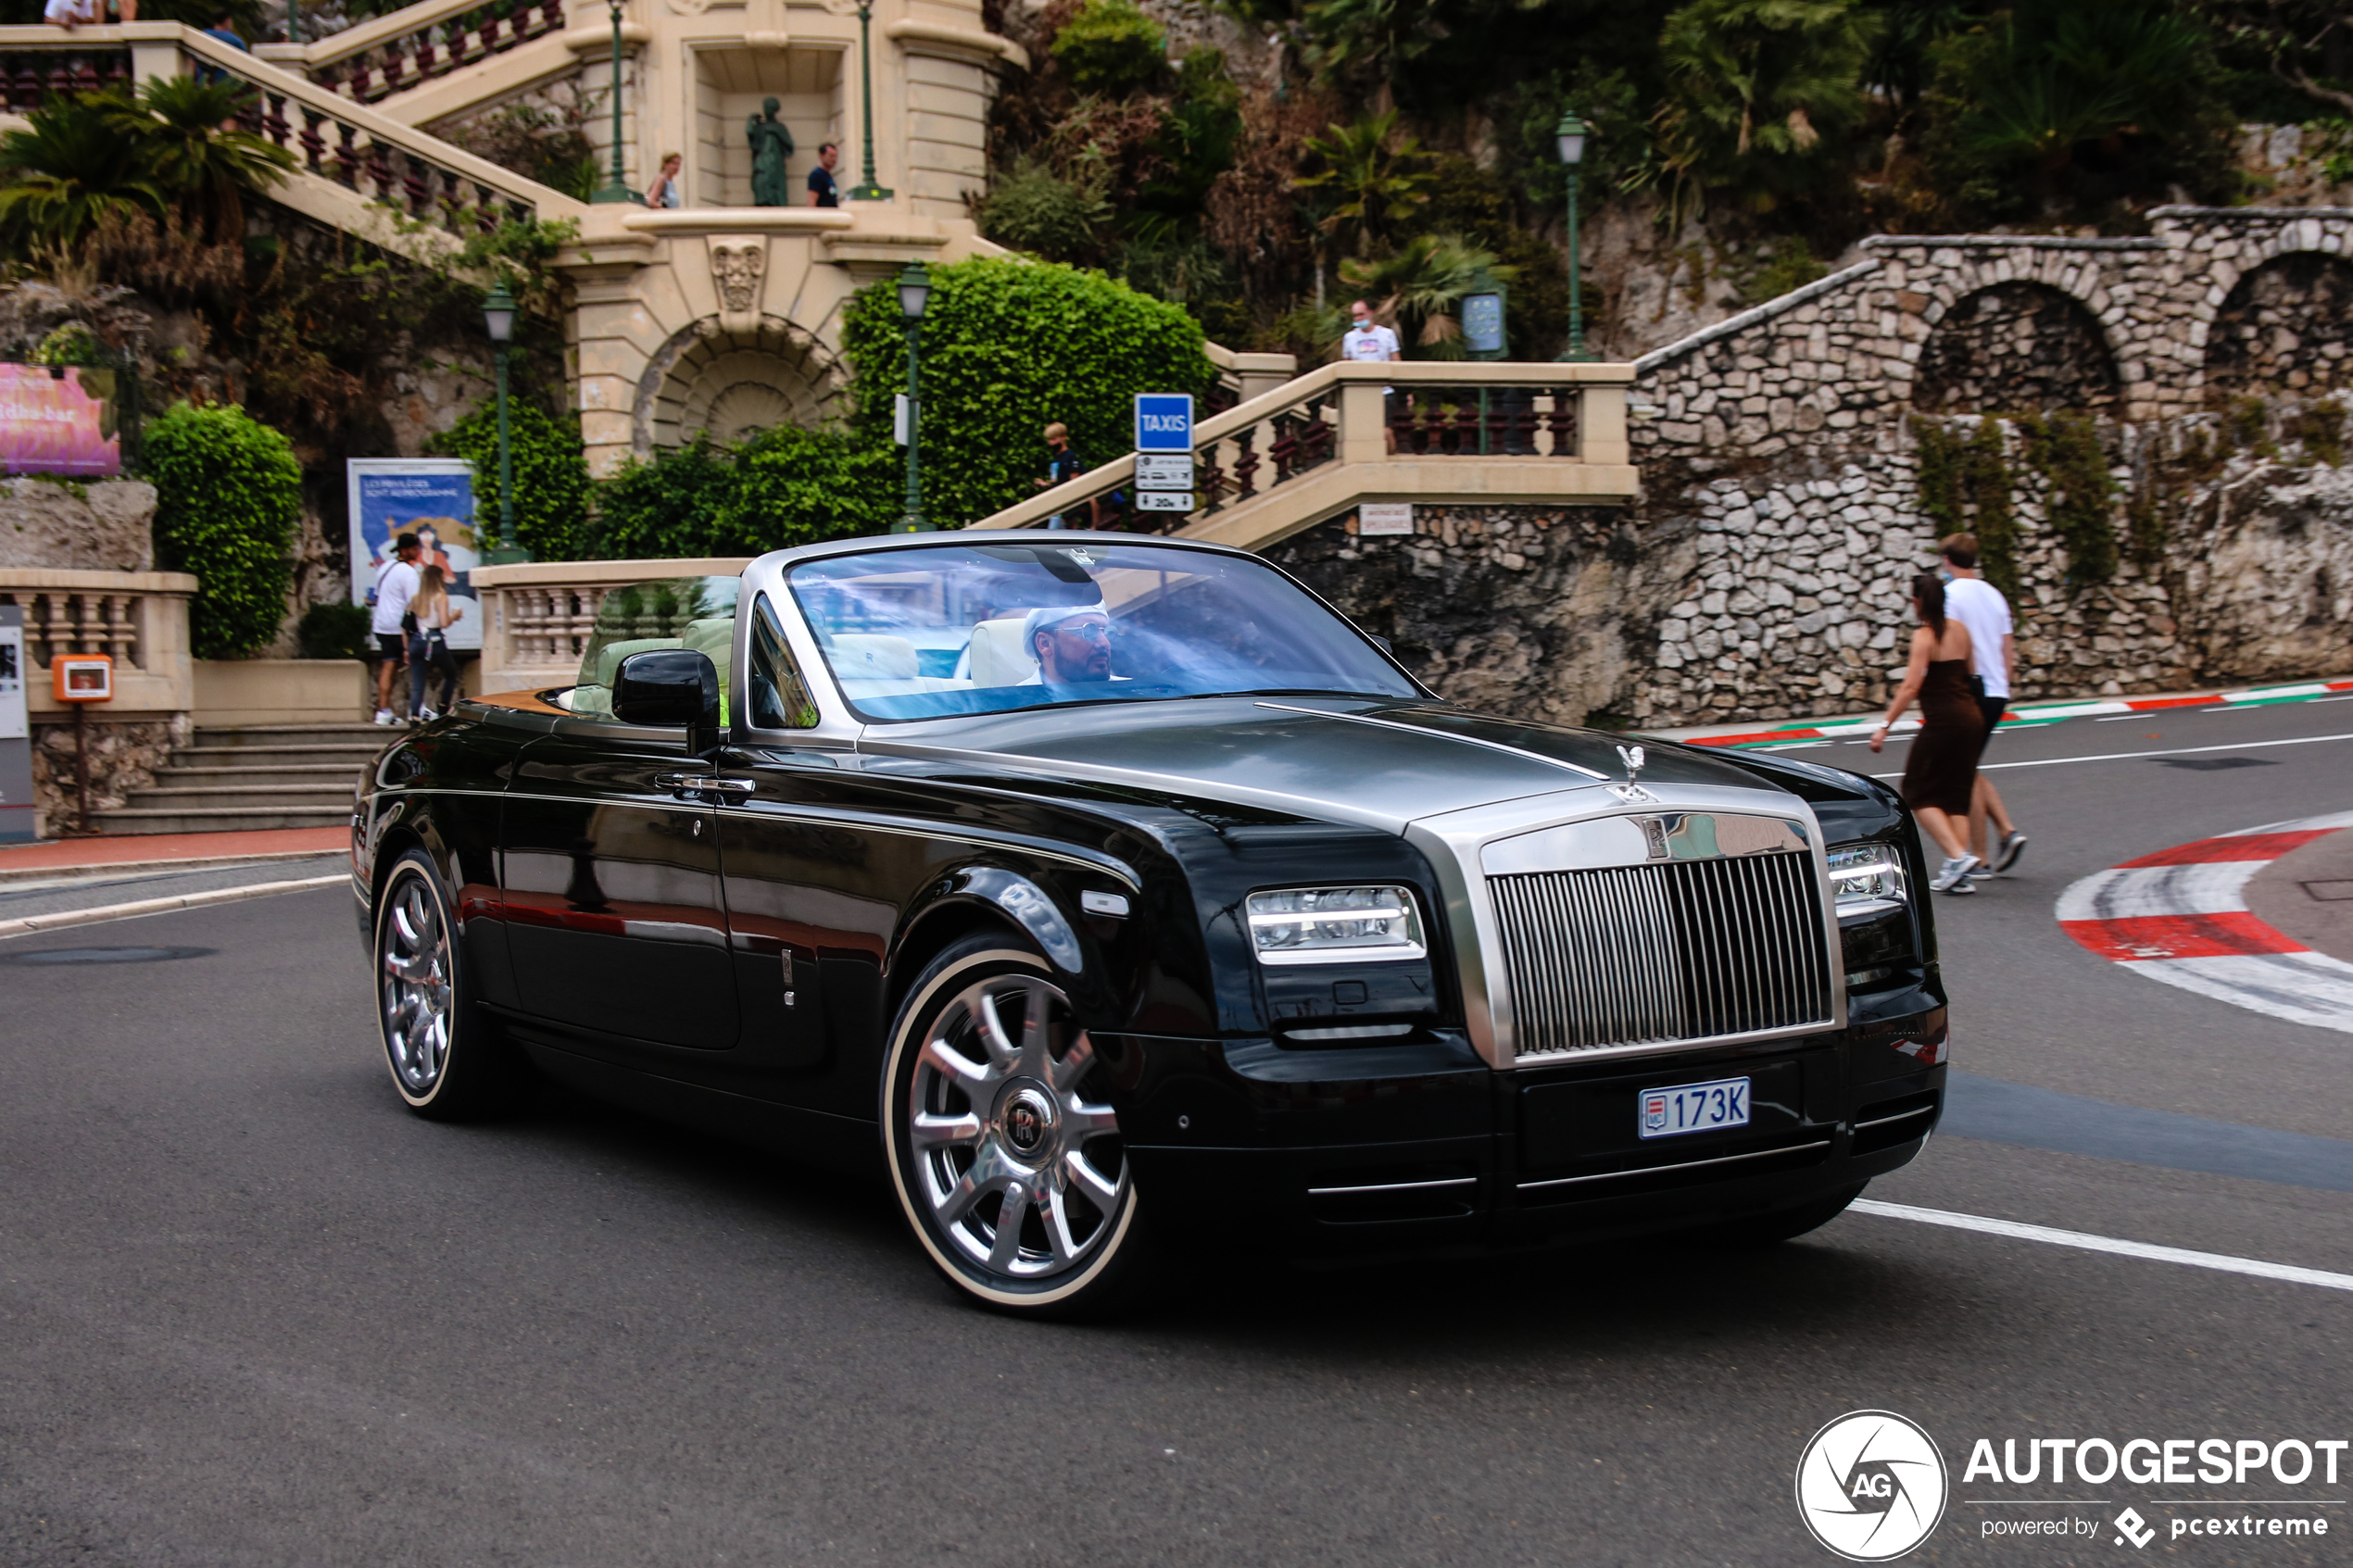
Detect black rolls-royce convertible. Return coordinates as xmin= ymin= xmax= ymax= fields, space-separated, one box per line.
xmin=355 ymin=532 xmax=1946 ymax=1316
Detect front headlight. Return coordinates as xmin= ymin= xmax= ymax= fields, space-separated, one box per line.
xmin=1247 ymin=885 xmax=1427 ymax=964
xmin=1827 ymin=844 xmax=1907 ymax=919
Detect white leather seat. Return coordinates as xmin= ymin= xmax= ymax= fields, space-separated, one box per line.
xmin=966 ymin=618 xmax=1038 ymax=688
xmin=589 ymin=636 xmax=681 ymax=689
xmin=828 ymin=633 xmax=920 ymax=680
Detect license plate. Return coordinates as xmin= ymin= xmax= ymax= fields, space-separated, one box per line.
xmin=1639 ymin=1076 xmax=1752 ymax=1139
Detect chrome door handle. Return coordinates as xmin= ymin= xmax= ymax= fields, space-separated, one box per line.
xmin=655 ymin=774 xmax=756 ymax=794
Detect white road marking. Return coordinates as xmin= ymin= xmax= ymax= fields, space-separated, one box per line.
xmin=1869 ymin=731 xmax=2353 ymax=778
xmin=0 ymin=875 xmax=348 ymax=940
xmin=1851 ymin=1200 xmax=2353 ymax=1294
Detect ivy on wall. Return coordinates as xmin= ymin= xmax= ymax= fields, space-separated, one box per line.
xmin=841 ymin=257 xmax=1215 ymax=529
xmin=2017 ymin=411 xmax=2119 ymax=590
xmin=1910 ymin=414 xmax=2020 ymax=599
xmin=145 ymin=401 xmax=303 ymax=659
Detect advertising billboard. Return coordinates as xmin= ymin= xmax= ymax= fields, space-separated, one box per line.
xmin=0 ymin=363 xmax=123 ymax=477
xmin=346 ymin=459 xmax=482 ymax=653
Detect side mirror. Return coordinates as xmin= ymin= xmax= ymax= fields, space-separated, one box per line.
xmin=613 ymin=648 xmax=722 ymax=756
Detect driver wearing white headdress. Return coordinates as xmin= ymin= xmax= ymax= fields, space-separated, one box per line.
xmin=1018 ymin=603 xmax=1115 ymax=685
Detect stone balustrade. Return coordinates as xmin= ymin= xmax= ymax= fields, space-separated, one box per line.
xmin=969 ymin=360 xmax=1640 ymax=554
xmin=472 ymin=556 xmax=752 ymax=695
xmin=0 ymin=568 xmax=196 ymax=720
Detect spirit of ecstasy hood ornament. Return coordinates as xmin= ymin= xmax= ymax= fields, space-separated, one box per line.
xmin=1610 ymin=743 xmax=1657 ymax=804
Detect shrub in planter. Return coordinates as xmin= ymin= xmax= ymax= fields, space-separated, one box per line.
xmin=145 ymin=400 xmax=304 ymax=659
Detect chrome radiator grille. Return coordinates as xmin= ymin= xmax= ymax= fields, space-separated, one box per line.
xmin=1488 ymin=849 xmax=1834 ymax=1059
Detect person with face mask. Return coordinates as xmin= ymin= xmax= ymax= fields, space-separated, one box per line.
xmin=1340 ymin=299 xmax=1403 ymax=451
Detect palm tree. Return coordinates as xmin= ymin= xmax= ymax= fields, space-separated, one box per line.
xmin=1338 ymin=233 xmax=1516 ymax=359
xmin=107 ymin=77 xmax=296 ymax=242
xmin=1651 ymin=0 xmax=1880 ymax=221
xmin=0 ymin=98 xmax=165 ymax=253
xmin=1298 ymin=110 xmax=1434 ymax=263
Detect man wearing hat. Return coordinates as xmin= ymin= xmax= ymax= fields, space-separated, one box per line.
xmin=1021 ymin=604 xmax=1114 ymax=684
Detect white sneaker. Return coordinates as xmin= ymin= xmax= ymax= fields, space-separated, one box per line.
xmin=419 ymin=708 xmax=438 ymax=722
xmin=372 ymin=709 xmax=395 ymax=725
xmin=1931 ymin=853 xmax=1982 ymax=893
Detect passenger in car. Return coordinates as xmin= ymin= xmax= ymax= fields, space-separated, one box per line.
xmin=1020 ymin=605 xmax=1114 ymax=684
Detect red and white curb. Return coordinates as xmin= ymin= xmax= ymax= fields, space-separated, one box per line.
xmin=2057 ymin=812 xmax=2353 ymax=1033
xmin=1684 ymin=677 xmax=2353 ymax=750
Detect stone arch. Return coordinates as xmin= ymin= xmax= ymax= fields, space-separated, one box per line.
xmin=2199 ymin=250 xmax=2353 ymax=402
xmin=631 ymin=317 xmax=850 ymax=456
xmin=1912 ymin=281 xmax=2121 ymax=414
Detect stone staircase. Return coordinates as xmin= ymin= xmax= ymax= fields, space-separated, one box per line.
xmin=94 ymin=725 xmax=387 ymax=835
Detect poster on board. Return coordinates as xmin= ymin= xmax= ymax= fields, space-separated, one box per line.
xmin=0 ymin=364 xmax=122 ymax=477
xmin=346 ymin=459 xmax=481 ymax=652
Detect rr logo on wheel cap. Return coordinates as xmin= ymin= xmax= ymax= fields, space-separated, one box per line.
xmin=1003 ymin=1087 xmax=1054 ymax=1154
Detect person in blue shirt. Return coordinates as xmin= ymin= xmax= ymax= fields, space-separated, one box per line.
xmin=196 ymin=8 xmax=247 ymax=84
xmin=807 ymin=143 xmax=840 ymax=207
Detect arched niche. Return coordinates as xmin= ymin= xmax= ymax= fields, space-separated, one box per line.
xmin=2201 ymin=251 xmax=2353 ymax=401
xmin=635 ymin=320 xmax=849 ymax=454
xmin=1912 ymin=282 xmax=2121 ymax=414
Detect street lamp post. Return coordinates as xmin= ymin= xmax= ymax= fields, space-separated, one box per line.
xmin=1554 ymin=111 xmax=1589 ymax=362
xmin=846 ymin=0 xmax=893 ymax=202
xmin=591 ymin=0 xmax=636 ymax=205
xmin=892 ymin=262 xmax=930 ymax=533
xmin=481 ymin=281 xmax=530 ymax=565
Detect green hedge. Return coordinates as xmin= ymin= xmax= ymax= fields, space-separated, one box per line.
xmin=426 ymin=398 xmax=592 ymax=562
xmin=591 ymin=427 xmax=897 ymax=558
xmin=145 ymin=401 xmax=303 ymax=659
xmin=841 ymin=257 xmax=1214 ymax=528
xmin=1051 ymin=0 xmax=1166 ymax=95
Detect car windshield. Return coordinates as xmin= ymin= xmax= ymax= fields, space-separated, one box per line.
xmin=786 ymin=540 xmax=1416 ymax=722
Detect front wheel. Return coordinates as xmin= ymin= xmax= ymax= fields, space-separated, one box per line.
xmin=374 ymin=847 xmax=523 ymax=1121
xmin=881 ymin=935 xmax=1153 ymax=1318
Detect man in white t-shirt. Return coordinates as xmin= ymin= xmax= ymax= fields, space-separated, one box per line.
xmin=1940 ymin=533 xmax=2026 ymax=872
xmin=1341 ymin=299 xmax=1402 ymax=452
xmin=371 ymin=533 xmax=422 ymax=725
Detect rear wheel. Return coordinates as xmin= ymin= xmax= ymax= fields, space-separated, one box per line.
xmin=374 ymin=847 xmax=522 ymax=1121
xmin=881 ymin=935 xmax=1152 ymax=1318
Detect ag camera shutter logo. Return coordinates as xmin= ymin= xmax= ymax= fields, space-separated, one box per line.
xmin=1795 ymin=1410 xmax=1949 ymax=1561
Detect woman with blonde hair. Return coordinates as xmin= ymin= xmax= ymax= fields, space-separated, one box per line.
xmin=406 ymin=564 xmax=466 ymax=722
xmin=1869 ymin=572 xmax=1987 ymax=894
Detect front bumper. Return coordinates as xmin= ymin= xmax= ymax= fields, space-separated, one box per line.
xmin=1117 ymin=993 xmax=1947 ymax=1258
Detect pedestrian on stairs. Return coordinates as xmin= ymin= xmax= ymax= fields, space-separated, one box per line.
xmin=371 ymin=533 xmax=422 ymax=726
xmin=406 ymin=565 xmax=465 ymax=723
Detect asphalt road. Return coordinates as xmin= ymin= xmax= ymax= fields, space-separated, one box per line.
xmin=4 ymin=699 xmax=2351 ymax=1567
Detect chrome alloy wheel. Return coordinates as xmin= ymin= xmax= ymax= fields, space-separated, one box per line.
xmin=379 ymin=872 xmax=455 ymax=1097
xmin=907 ymin=972 xmax=1129 ymax=1284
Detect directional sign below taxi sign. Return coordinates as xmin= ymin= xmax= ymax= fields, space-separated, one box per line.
xmin=1135 ymin=454 xmax=1195 ymax=489
xmin=1136 ymin=491 xmax=1195 ymax=512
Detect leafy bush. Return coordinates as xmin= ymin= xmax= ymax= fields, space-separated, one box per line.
xmin=977 ymin=157 xmax=1115 ymax=261
xmin=145 ymin=401 xmax=303 ymax=659
xmin=841 ymin=257 xmax=1214 ymax=527
xmin=296 ymin=600 xmax=373 ymax=660
xmin=590 ymin=427 xmax=896 ymax=558
xmin=426 ymin=397 xmax=593 ymax=562
xmin=1652 ymin=0 xmax=1879 ymax=220
xmin=1051 ymin=0 xmax=1166 ymax=96
xmin=717 ymin=425 xmax=900 ymax=546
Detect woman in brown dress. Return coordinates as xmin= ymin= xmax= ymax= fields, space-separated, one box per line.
xmin=1869 ymin=573 xmax=1986 ymax=893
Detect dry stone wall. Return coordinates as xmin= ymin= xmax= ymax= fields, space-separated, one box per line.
xmin=1287 ymin=207 xmax=2353 ymax=728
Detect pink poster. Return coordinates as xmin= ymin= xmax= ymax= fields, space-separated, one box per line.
xmin=0 ymin=364 xmax=122 ymax=477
